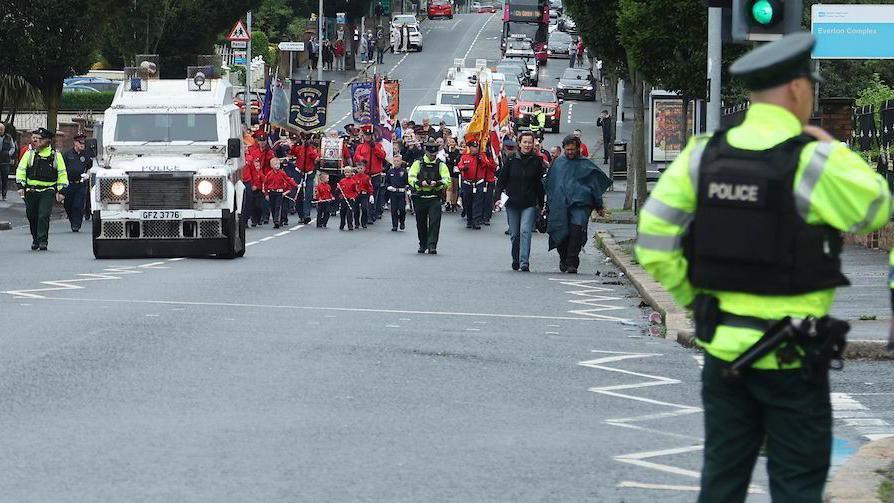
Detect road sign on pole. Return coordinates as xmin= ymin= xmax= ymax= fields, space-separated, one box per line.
xmin=812 ymin=4 xmax=894 ymax=59
xmin=230 ymin=40 xmax=247 ymax=49
xmin=227 ymin=19 xmax=251 ymax=42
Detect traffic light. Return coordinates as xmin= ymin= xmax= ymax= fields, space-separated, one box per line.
xmin=731 ymin=0 xmax=802 ymax=42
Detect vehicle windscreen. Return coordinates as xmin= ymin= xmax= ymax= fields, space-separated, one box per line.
xmin=562 ymin=69 xmax=590 ymax=80
xmin=497 ymin=62 xmax=526 ymax=75
xmin=411 ymin=109 xmax=458 ymax=126
xmin=115 ymin=114 xmax=218 ymax=142
xmin=508 ymin=40 xmax=532 ymax=51
xmin=505 ymin=22 xmax=547 ymax=43
xmin=438 ymin=93 xmax=477 ymax=106
xmin=392 ymin=15 xmax=416 ymax=25
xmin=518 ymin=90 xmax=556 ymax=103
xmin=503 ymin=81 xmax=521 ymax=98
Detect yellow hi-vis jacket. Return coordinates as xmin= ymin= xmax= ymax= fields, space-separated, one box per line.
xmin=16 ymin=146 xmax=68 ymax=191
xmin=635 ymin=103 xmax=891 ymax=369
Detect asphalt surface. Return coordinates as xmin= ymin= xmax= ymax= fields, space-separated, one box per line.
xmin=1 ymin=12 xmax=893 ymax=503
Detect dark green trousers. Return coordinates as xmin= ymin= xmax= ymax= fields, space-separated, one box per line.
xmin=698 ymin=354 xmax=831 ymax=503
xmin=413 ymin=195 xmax=442 ymax=250
xmin=25 ymin=189 xmax=55 ymax=246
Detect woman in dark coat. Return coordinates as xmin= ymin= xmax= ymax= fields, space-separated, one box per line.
xmin=495 ymin=131 xmax=547 ymax=272
xmin=322 ymin=40 xmax=333 ymax=70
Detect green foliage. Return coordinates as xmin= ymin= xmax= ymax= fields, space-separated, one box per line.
xmin=618 ymin=0 xmax=706 ymax=101
xmin=856 ymin=74 xmax=894 ymax=109
xmin=252 ymin=31 xmax=276 ymax=67
xmin=254 ymin=0 xmax=295 ymax=41
xmin=60 ymin=91 xmax=116 ymax=111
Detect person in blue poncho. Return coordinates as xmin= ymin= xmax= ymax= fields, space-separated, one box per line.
xmin=543 ymin=135 xmax=610 ymax=274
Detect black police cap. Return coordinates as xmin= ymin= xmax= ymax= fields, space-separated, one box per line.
xmin=33 ymin=127 xmax=55 ymax=139
xmin=729 ymin=32 xmax=823 ymax=91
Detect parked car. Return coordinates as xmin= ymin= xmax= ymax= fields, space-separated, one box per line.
xmin=428 ymin=0 xmax=454 ymax=19
xmin=556 ymin=68 xmax=596 ymax=101
xmin=234 ymin=90 xmax=264 ymax=120
xmin=410 ymin=105 xmax=466 ymax=140
xmin=547 ymin=31 xmax=574 ymax=59
xmin=391 ymin=14 xmax=420 ymax=29
xmin=477 ymin=2 xmax=497 ymax=13
xmin=514 ymin=87 xmax=562 ymax=134
xmin=550 ymin=0 xmax=564 ymax=15
xmin=63 ymin=77 xmax=121 ymax=93
xmin=391 ymin=22 xmax=424 ymax=51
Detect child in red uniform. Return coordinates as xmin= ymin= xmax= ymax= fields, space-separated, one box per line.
xmin=337 ymin=167 xmax=360 ymax=231
xmin=314 ymin=172 xmax=335 ymax=228
xmin=353 ymin=161 xmax=374 ymax=229
xmin=263 ymin=158 xmax=298 ymax=228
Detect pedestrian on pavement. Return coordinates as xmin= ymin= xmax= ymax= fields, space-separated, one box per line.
xmin=458 ymin=140 xmax=495 ymax=230
xmin=596 ymin=110 xmax=613 ymax=165
xmin=576 ymin=38 xmax=585 ymax=67
xmin=61 ymin=133 xmax=92 ymax=232
xmin=334 ymin=39 xmax=346 ymax=71
xmin=386 ymin=154 xmax=409 ymax=231
xmin=572 ymin=128 xmax=590 ymax=158
xmin=409 ymin=139 xmax=451 ymax=254
xmin=0 ymin=122 xmax=18 ymax=201
xmin=15 ymin=127 xmax=68 ymax=251
xmin=401 ymin=23 xmax=411 ymax=53
xmin=375 ymin=26 xmax=388 ymax=64
xmin=359 ymin=32 xmax=369 ymax=64
xmin=337 ymin=167 xmax=359 ymax=231
xmin=322 ymin=40 xmax=333 ymax=70
xmin=568 ymin=39 xmax=577 ymax=68
xmin=543 ymin=135 xmax=609 ymax=273
xmin=307 ymin=36 xmax=319 ymax=70
xmin=635 ymin=33 xmax=893 ymax=503
xmin=366 ymin=30 xmax=376 ymax=64
xmin=495 ymin=131 xmax=547 ymax=272
xmin=314 ymin=172 xmax=335 ymax=228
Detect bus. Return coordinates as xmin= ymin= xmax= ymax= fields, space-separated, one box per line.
xmin=502 ymin=0 xmax=549 ymax=65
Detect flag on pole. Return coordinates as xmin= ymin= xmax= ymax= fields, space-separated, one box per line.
xmin=464 ymin=80 xmax=490 ymax=147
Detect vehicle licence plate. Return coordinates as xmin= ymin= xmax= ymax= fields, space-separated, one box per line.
xmin=569 ymin=90 xmax=580 ymax=94
xmin=141 ymin=210 xmax=181 ymax=220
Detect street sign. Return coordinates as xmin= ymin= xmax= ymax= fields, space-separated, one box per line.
xmin=278 ymin=41 xmax=305 ymax=52
xmin=337 ymin=12 xmax=346 ymax=24
xmin=234 ymin=51 xmax=247 ymax=65
xmin=812 ymin=4 xmax=894 ymax=59
xmin=230 ymin=40 xmax=247 ymax=49
xmin=226 ymin=19 xmax=250 ymax=42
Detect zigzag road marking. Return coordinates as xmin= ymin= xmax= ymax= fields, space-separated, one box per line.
xmin=548 ymin=278 xmax=630 ymax=322
xmin=579 ymin=350 xmax=764 ymax=494
xmin=3 ymin=264 xmax=162 ymax=299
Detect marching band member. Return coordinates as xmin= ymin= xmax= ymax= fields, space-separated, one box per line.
xmin=263 ymin=158 xmax=298 ymax=229
xmin=337 ymin=166 xmax=360 ymax=231
xmin=314 ymin=172 xmax=335 ymax=228
xmin=353 ymin=161 xmax=375 ymax=229
xmin=386 ymin=154 xmax=410 ymax=232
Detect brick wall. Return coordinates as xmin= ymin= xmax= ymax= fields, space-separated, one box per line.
xmin=819 ymin=98 xmax=855 ymax=142
xmin=846 ymin=222 xmax=894 ymax=252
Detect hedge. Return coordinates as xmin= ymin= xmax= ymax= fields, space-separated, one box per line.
xmin=59 ymin=91 xmax=116 ymax=111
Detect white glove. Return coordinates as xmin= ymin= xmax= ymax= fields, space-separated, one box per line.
xmin=369 ymin=195 xmax=375 ymax=204
xmin=387 ymin=186 xmax=395 ymax=192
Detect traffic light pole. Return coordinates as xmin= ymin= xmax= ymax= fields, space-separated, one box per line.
xmin=706 ymin=6 xmax=722 ymax=132
xmin=245 ymin=11 xmax=252 ymax=128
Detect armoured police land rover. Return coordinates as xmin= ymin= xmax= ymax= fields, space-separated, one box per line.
xmin=91 ymin=70 xmax=246 ymax=259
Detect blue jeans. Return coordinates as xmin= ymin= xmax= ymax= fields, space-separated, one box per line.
xmin=300 ymin=173 xmax=315 ymax=219
xmin=507 ymin=205 xmax=537 ymax=268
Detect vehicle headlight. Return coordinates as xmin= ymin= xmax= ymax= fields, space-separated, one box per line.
xmin=100 ymin=177 xmax=128 ymax=203
xmin=111 ymin=181 xmax=126 ymax=197
xmin=194 ymin=176 xmax=224 ymax=202
xmin=584 ymin=85 xmax=593 ymax=90
xmin=557 ymin=82 xmax=566 ymax=89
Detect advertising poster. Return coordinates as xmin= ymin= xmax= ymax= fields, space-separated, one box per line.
xmin=650 ymin=95 xmax=696 ymax=163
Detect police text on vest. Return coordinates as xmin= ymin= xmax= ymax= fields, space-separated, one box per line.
xmin=707 ymin=182 xmax=759 ymax=202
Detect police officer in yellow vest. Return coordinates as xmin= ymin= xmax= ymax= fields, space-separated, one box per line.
xmin=636 ymin=33 xmax=891 ymax=502
xmin=529 ymin=104 xmax=547 ymax=139
xmin=16 ymin=128 xmax=68 ymax=251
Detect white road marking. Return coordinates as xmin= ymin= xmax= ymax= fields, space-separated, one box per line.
xmin=400 ymin=318 xmax=411 ymax=321
xmin=472 ymin=321 xmax=487 ymax=324
xmin=692 ymin=354 xmax=704 ymax=369
xmin=275 ymin=231 xmax=290 ymax=237
xmin=567 ymin=103 xmax=574 ymax=124
xmin=290 ymin=225 xmax=303 ymax=231
xmin=388 ymin=53 xmax=410 ymax=75
xmin=25 ymin=296 xmax=615 ymax=322
xmin=246 ymin=241 xmax=259 ymax=246
xmin=545 ymin=331 xmax=559 ymax=335
xmin=167 ymin=257 xmax=187 ymax=262
xmin=259 ymin=236 xmax=275 ymax=242
xmin=547 ymin=324 xmax=561 ymax=328
xmin=548 ymin=278 xmax=630 ymax=322
xmin=4 ymin=265 xmax=150 ymax=299
xmin=138 ymin=261 xmax=167 ymax=268
xmin=465 ymin=328 xmax=481 ymax=332
xmin=386 ymin=324 xmax=400 ymax=328
xmin=463 ymin=12 xmax=497 ymax=60
xmin=831 ymin=392 xmax=894 ymax=440
xmin=145 ymin=314 xmax=159 ymax=317
xmin=618 ymin=482 xmax=765 ymax=494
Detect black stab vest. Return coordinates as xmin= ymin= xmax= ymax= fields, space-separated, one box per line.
xmin=683 ymin=131 xmax=849 ymax=295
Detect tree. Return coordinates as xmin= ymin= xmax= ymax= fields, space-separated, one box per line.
xmin=3 ymin=0 xmax=114 ymax=130
xmin=254 ymin=0 xmax=296 ymax=42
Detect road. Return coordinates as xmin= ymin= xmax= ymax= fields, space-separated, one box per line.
xmin=1 ymin=12 xmax=893 ymax=503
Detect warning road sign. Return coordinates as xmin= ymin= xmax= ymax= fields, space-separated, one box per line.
xmin=227 ymin=20 xmax=250 ymax=42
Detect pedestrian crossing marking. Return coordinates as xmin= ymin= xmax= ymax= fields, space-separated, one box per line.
xmin=548 ymin=278 xmax=630 ymax=322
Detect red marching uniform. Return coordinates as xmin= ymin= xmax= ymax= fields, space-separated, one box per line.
xmin=314 ymin=182 xmax=335 ymax=202
xmin=353 ymin=141 xmax=387 ymax=175
xmin=458 ymin=152 xmax=494 ymax=182
xmin=337 ymin=176 xmax=360 ymax=200
xmin=263 ymin=169 xmax=299 ymax=193
xmin=291 ymin=143 xmax=320 ymax=174
xmin=354 ymin=172 xmax=374 ymax=195
xmin=580 ymin=142 xmax=590 ymax=158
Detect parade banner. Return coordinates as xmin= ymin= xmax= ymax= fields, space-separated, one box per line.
xmin=289 ymin=80 xmax=330 ymax=131
xmin=351 ymin=81 xmax=376 ymax=125
xmin=268 ymin=79 xmax=290 ymax=130
xmin=383 ymin=80 xmax=400 ymax=122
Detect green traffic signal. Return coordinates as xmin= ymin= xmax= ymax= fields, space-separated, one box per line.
xmin=751 ymin=0 xmax=775 ymax=25
xmin=748 ymin=0 xmax=782 ymax=27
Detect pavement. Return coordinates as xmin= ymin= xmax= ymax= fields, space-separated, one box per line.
xmin=0 ymin=12 xmax=891 ymax=502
